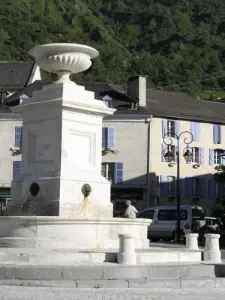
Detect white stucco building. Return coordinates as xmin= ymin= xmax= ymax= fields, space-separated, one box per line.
xmin=0 ymin=62 xmax=40 ymax=212
xmin=6 ymin=74 xmax=225 ymax=217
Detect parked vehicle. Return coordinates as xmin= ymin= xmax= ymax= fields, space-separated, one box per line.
xmin=137 ymin=205 xmax=205 ymax=241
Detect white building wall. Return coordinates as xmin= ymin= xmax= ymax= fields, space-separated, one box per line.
xmin=102 ymin=117 xmax=149 ymax=185
xmin=0 ymin=114 xmax=22 ymax=187
xmin=150 ymin=117 xmax=225 ymax=215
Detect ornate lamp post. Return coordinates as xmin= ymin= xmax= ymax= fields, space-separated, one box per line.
xmin=163 ymin=130 xmax=193 ymax=242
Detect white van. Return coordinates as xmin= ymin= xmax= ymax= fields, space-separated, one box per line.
xmin=137 ymin=205 xmax=205 ymax=241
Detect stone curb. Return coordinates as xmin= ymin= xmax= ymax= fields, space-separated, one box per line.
xmin=0 ymin=278 xmax=224 ymax=289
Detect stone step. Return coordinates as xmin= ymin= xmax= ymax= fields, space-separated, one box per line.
xmin=0 ymin=248 xmax=202 ymax=264
xmin=0 ymin=277 xmax=224 ymax=289
xmin=0 ymin=263 xmax=222 ymax=282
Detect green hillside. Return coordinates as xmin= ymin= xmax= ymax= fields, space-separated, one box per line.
xmin=1 ymin=0 xmax=225 ymax=98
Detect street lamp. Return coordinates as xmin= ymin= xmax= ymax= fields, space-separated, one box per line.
xmin=163 ymin=130 xmax=193 ymax=242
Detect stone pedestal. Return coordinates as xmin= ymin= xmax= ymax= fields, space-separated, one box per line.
xmin=8 ymin=83 xmax=115 ymax=218
xmin=203 ymin=233 xmax=221 ymax=263
xmin=185 ymin=233 xmax=199 ymax=250
xmin=117 ymin=234 xmax=136 ymax=265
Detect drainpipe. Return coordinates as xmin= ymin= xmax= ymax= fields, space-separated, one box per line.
xmin=146 ymin=116 xmax=152 ymax=207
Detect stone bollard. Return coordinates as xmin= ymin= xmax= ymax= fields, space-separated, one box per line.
xmin=203 ymin=234 xmax=221 ymax=263
xmin=117 ymin=234 xmax=136 ymax=265
xmin=185 ymin=233 xmax=199 ymax=250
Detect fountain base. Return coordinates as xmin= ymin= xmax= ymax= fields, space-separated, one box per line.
xmin=0 ymin=216 xmax=150 ymax=250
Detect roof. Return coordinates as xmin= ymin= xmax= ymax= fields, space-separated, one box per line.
xmin=145 ymin=89 xmax=225 ymax=124
xmin=5 ymin=80 xmax=225 ymax=123
xmin=0 ymin=62 xmax=34 ymax=89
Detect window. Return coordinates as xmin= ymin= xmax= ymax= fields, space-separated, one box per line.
xmin=158 ymin=209 xmax=176 ymax=221
xmin=192 ymin=147 xmax=200 ymax=163
xmin=101 ymin=162 xmax=123 ymax=184
xmin=138 ymin=210 xmax=155 ymax=219
xmin=214 ymin=149 xmax=222 ymax=165
xmin=167 ymin=176 xmax=176 ymax=195
xmin=14 ymin=126 xmax=23 ymax=148
xmin=13 ymin=161 xmax=21 ymax=180
xmin=102 ymin=127 xmax=116 ymax=149
xmin=158 ymin=209 xmax=187 ymax=221
xmin=102 ymin=95 xmax=112 ymax=108
xmin=179 ymin=209 xmax=188 ymax=221
xmin=167 ymin=120 xmax=175 ymax=137
xmin=192 ymin=178 xmax=200 ymax=196
xmin=192 ymin=207 xmax=205 ymax=220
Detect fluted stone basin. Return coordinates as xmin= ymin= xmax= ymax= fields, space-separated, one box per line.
xmin=0 ymin=216 xmax=150 ymax=250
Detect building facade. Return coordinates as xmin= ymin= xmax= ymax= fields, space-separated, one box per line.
xmin=0 ymin=62 xmax=41 ymax=213
xmin=6 ymin=74 xmax=225 ymax=217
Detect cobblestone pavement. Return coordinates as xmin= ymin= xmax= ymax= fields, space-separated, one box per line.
xmin=0 ymin=286 xmax=225 ymax=300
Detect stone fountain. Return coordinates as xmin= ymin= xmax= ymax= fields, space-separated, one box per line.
xmin=0 ymin=43 xmax=150 ymax=261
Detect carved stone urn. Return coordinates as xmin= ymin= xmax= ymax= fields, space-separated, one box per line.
xmin=29 ymin=43 xmax=99 ymax=84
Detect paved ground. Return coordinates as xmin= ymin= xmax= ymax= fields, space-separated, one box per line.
xmin=0 ymin=286 xmax=225 ymax=300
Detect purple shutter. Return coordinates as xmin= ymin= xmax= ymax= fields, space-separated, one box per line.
xmin=114 ymin=163 xmax=123 ymax=184
xmin=161 ymin=144 xmax=167 ymax=162
xmin=102 ymin=128 xmax=107 ymax=148
xmin=107 ymin=127 xmax=116 ymax=149
xmin=160 ymin=175 xmax=168 ymax=197
xmin=195 ymin=122 xmax=200 ymax=142
xmin=13 ymin=161 xmax=21 ymax=180
xmin=175 ymin=121 xmax=180 ymax=136
xmin=208 ymin=178 xmax=215 ymax=199
xmin=15 ymin=126 xmax=23 ymax=148
xmin=199 ymin=147 xmax=204 ymax=165
xmin=162 ymin=119 xmax=167 ymax=137
xmin=199 ymin=178 xmax=206 ymax=198
xmin=191 ymin=122 xmax=196 ymax=141
xmin=213 ymin=124 xmax=221 ymax=144
xmin=185 ymin=177 xmax=192 ymax=198
xmin=209 ymin=148 xmax=214 ymax=166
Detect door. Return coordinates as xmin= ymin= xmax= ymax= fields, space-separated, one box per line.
xmin=137 ymin=209 xmax=156 ymax=238
xmin=153 ymin=209 xmax=176 ymax=239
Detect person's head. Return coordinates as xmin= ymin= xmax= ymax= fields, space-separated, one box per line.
xmin=125 ymin=200 xmax=131 ymax=207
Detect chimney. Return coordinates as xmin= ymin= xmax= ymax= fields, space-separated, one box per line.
xmin=127 ymin=75 xmax=146 ymax=107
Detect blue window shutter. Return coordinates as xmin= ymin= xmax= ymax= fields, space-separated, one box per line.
xmin=222 ymin=154 xmax=225 ymax=166
xmin=162 ymin=119 xmax=167 ymax=137
xmin=160 ymin=175 xmax=168 ymax=197
xmin=107 ymin=127 xmax=116 ymax=149
xmin=185 ymin=177 xmax=192 ymax=198
xmin=199 ymin=178 xmax=206 ymax=198
xmin=175 ymin=145 xmax=178 ymax=163
xmin=14 ymin=126 xmax=23 ymax=148
xmin=195 ymin=122 xmax=200 ymax=141
xmin=114 ymin=163 xmax=123 ymax=184
xmin=191 ymin=122 xmax=200 ymax=141
xmin=190 ymin=122 xmax=195 ymax=140
xmin=175 ymin=121 xmax=180 ymax=136
xmin=13 ymin=161 xmax=21 ymax=180
xmin=209 ymin=148 xmax=214 ymax=166
xmin=213 ymin=125 xmax=218 ymax=144
xmin=213 ymin=125 xmax=221 ymax=144
xmin=208 ymin=178 xmax=215 ymax=199
xmin=199 ymin=147 xmax=204 ymax=165
xmin=218 ymin=125 xmax=222 ymax=143
xmin=161 ymin=144 xmax=167 ymax=162
xmin=102 ymin=128 xmax=107 ymax=148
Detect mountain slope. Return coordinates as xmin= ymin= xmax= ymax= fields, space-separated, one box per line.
xmin=1 ymin=0 xmax=225 ymax=98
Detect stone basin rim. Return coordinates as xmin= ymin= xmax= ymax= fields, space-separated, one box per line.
xmin=28 ymin=43 xmax=99 ymax=60
xmin=0 ymin=216 xmax=152 ymax=224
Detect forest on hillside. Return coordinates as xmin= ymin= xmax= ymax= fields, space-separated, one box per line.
xmin=1 ymin=0 xmax=225 ymax=99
